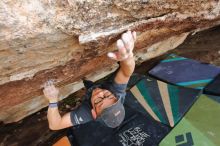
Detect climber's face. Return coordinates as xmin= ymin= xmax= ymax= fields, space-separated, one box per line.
xmin=91 ymin=88 xmax=117 ymax=117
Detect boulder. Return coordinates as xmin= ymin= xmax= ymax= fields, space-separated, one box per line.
xmin=0 ymin=0 xmax=220 ymax=123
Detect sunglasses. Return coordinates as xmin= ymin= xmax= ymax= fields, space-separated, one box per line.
xmin=94 ymin=91 xmax=116 ymax=106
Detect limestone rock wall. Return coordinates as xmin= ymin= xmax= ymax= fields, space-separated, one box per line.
xmin=0 ymin=0 xmax=220 ymax=123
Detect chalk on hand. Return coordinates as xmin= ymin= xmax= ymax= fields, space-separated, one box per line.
xmin=107 ymin=52 xmax=115 ymax=58
xmin=43 ymin=79 xmax=54 ymax=88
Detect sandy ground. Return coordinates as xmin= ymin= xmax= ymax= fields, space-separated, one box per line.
xmin=0 ymin=25 xmax=220 ymax=146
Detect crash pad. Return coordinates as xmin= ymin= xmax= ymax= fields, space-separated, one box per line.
xmin=71 ymin=104 xmax=171 ymax=146
xmin=130 ymin=76 xmax=201 ymax=127
xmin=149 ymin=54 xmax=220 ymax=89
xmin=159 ymin=94 xmax=220 ymax=146
xmin=53 ymin=136 xmax=71 ymax=146
xmin=204 ymin=73 xmax=220 ymax=96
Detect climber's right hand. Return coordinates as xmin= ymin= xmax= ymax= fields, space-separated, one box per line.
xmin=43 ymin=80 xmax=59 ymax=103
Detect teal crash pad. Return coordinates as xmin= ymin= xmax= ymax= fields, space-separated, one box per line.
xmin=130 ymin=76 xmax=201 ymax=127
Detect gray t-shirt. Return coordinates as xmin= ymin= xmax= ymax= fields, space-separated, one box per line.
xmin=70 ymin=81 xmax=127 ymax=126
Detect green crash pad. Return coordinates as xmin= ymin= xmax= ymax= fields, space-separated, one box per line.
xmin=130 ymin=76 xmax=200 ymax=127
xmin=160 ymin=94 xmax=220 ymax=146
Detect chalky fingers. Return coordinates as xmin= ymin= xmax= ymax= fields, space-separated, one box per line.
xmin=117 ymin=39 xmax=128 ymax=59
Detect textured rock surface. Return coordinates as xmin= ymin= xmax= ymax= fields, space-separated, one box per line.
xmin=0 ymin=0 xmax=220 ymax=123
xmin=1 ymin=26 xmax=220 ymax=146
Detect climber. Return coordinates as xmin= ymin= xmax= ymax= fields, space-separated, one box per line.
xmin=43 ymin=30 xmax=136 ymax=130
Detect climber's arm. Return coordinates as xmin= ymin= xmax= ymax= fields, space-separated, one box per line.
xmin=43 ymin=82 xmax=73 ymax=130
xmin=47 ymin=108 xmax=73 ymax=130
xmin=107 ymin=31 xmax=137 ymax=84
